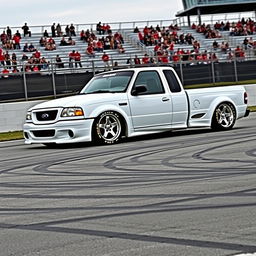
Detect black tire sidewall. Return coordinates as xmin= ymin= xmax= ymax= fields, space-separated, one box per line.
xmin=94 ymin=111 xmax=122 ymax=144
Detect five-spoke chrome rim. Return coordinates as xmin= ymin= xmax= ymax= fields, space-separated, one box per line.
xmin=97 ymin=113 xmax=121 ymax=142
xmin=216 ymin=103 xmax=234 ymax=128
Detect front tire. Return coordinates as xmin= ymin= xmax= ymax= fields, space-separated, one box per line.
xmin=93 ymin=111 xmax=123 ymax=144
xmin=211 ymin=102 xmax=236 ymax=130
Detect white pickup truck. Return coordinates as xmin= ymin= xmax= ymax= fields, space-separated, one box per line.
xmin=23 ymin=66 xmax=250 ymax=145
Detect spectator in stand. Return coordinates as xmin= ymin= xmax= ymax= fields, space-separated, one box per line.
xmin=34 ymin=49 xmax=41 ymax=60
xmin=21 ymin=53 xmax=28 ymax=62
xmin=74 ymin=51 xmax=82 ymax=68
xmin=102 ymin=52 xmax=110 ymax=70
xmin=60 ymin=36 xmax=68 ymax=46
xmin=209 ymin=52 xmax=219 ymax=63
xmin=39 ymin=37 xmax=47 ymax=47
xmin=45 ymin=37 xmax=56 ymax=51
xmin=40 ymin=57 xmax=49 ymax=69
xmin=117 ymin=44 xmax=125 ymax=54
xmin=142 ymin=53 xmax=150 ymax=64
xmin=23 ymin=43 xmax=29 ymax=52
xmin=96 ymin=39 xmax=104 ymax=52
xmin=161 ymin=51 xmax=169 ymax=63
xmin=28 ymin=43 xmax=36 ymax=52
xmin=96 ymin=22 xmax=103 ymax=35
xmin=70 ymin=24 xmax=76 ymax=36
xmin=65 ymin=25 xmax=70 ymax=36
xmin=55 ymin=54 xmax=64 ymax=68
xmin=0 ymin=31 xmax=7 ymax=43
xmin=22 ymin=23 xmax=31 ymax=37
xmin=212 ymin=40 xmax=219 ymax=50
xmin=6 ymin=26 xmax=12 ymax=39
xmin=43 ymin=30 xmax=49 ymax=37
xmin=86 ymin=44 xmax=95 ymax=57
xmin=56 ymin=23 xmax=62 ymax=37
xmin=134 ymin=55 xmax=141 ymax=65
xmin=0 ymin=49 xmax=5 ymax=66
xmin=14 ymin=30 xmax=21 ymax=39
xmin=235 ymin=45 xmax=245 ymax=61
xmin=51 ymin=23 xmax=56 ymax=37
xmin=2 ymin=67 xmax=9 ymax=78
xmin=4 ymin=51 xmax=11 ymax=69
xmin=67 ymin=37 xmax=75 ymax=45
xmin=12 ymin=34 xmax=21 ymax=49
xmin=80 ymin=30 xmax=86 ymax=41
xmin=69 ymin=50 xmax=76 ymax=68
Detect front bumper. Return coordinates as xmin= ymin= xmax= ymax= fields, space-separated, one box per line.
xmin=23 ymin=119 xmax=94 ymax=144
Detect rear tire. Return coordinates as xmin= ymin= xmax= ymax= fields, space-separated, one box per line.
xmin=93 ymin=111 xmax=123 ymax=144
xmin=211 ymin=102 xmax=236 ymax=130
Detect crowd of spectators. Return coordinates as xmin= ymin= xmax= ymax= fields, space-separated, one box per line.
xmin=191 ymin=23 xmax=222 ymax=39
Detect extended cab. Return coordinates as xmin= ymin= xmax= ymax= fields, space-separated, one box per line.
xmin=23 ymin=66 xmax=249 ymax=145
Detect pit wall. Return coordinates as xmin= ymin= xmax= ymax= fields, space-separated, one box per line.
xmin=0 ymin=85 xmax=255 ymax=133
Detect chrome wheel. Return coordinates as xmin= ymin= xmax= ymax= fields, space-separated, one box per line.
xmin=212 ymin=103 xmax=236 ymax=130
xmin=95 ymin=111 xmax=122 ymax=144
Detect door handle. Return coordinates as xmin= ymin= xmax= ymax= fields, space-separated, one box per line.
xmin=162 ymin=97 xmax=170 ymax=102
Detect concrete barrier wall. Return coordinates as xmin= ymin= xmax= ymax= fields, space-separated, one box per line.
xmin=0 ymin=84 xmax=255 ymax=133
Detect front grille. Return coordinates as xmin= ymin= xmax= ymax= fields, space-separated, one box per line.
xmin=36 ymin=110 xmax=58 ymax=121
xmin=32 ymin=130 xmax=55 ymax=137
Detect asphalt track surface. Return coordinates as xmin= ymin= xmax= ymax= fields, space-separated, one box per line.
xmin=0 ymin=113 xmax=256 ymax=256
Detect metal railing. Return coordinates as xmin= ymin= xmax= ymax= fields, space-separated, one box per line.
xmin=1 ymin=52 xmax=256 ymax=103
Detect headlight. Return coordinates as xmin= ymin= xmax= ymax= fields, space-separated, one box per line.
xmin=61 ymin=107 xmax=84 ymax=117
xmin=26 ymin=112 xmax=32 ymax=121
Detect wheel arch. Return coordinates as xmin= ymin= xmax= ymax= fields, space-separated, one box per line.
xmin=90 ymin=106 xmax=130 ymax=140
xmin=209 ymin=97 xmax=237 ymax=122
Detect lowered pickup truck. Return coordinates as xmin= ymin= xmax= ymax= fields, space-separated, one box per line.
xmin=23 ymin=66 xmax=249 ymax=145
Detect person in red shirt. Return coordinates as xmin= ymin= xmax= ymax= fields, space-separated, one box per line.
xmin=74 ymin=51 xmax=82 ymax=67
xmin=69 ymin=50 xmax=76 ymax=68
xmin=142 ymin=53 xmax=149 ymax=65
xmin=34 ymin=50 xmax=41 ymax=59
xmin=96 ymin=40 xmax=103 ymax=52
xmin=102 ymin=52 xmax=110 ymax=70
xmin=12 ymin=34 xmax=21 ymax=49
xmin=2 ymin=67 xmax=9 ymax=78
xmin=86 ymin=44 xmax=95 ymax=57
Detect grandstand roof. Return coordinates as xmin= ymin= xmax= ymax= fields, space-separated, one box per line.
xmin=176 ymin=0 xmax=256 ymax=16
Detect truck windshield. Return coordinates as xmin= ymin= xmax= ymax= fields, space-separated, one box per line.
xmin=80 ymin=71 xmax=134 ymax=94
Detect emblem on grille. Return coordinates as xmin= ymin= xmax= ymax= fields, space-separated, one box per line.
xmin=41 ymin=113 xmax=49 ymax=119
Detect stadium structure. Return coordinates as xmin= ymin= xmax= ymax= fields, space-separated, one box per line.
xmin=1 ymin=0 xmax=256 ymax=101
xmin=177 ymin=0 xmax=256 ymax=25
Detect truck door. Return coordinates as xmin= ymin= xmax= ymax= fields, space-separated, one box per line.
xmin=128 ymin=70 xmax=172 ymax=131
xmin=162 ymin=69 xmax=189 ymax=128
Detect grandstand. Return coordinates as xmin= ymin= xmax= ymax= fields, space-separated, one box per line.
xmin=1 ymin=1 xmax=256 ymax=101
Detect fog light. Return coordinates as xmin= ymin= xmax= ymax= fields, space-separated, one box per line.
xmin=24 ymin=132 xmax=29 ymax=139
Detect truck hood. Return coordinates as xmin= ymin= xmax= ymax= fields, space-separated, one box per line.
xmin=29 ymin=93 xmax=127 ymax=110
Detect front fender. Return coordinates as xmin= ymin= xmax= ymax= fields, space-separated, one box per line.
xmin=89 ymin=104 xmax=133 ymax=136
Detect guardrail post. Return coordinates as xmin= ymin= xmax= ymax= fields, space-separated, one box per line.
xmin=92 ymin=60 xmax=95 ymax=76
xmin=50 ymin=60 xmax=57 ymax=98
xmin=211 ymin=60 xmax=216 ymax=84
xmin=22 ymin=63 xmax=28 ymax=101
xmin=179 ymin=62 xmax=184 ymax=85
xmin=234 ymin=57 xmax=238 ymax=82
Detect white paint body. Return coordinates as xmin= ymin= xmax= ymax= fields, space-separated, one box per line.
xmin=23 ymin=66 xmax=248 ymax=144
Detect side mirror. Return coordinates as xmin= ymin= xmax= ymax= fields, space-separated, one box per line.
xmin=131 ymin=84 xmax=147 ymax=96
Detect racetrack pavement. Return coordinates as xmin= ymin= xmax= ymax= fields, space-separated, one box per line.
xmin=0 ymin=113 xmax=255 ymax=256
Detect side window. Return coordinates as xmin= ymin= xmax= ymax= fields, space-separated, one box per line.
xmin=133 ymin=71 xmax=165 ymax=95
xmin=163 ymin=70 xmax=182 ymax=93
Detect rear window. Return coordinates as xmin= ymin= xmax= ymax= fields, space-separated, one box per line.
xmin=163 ymin=70 xmax=181 ymax=93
